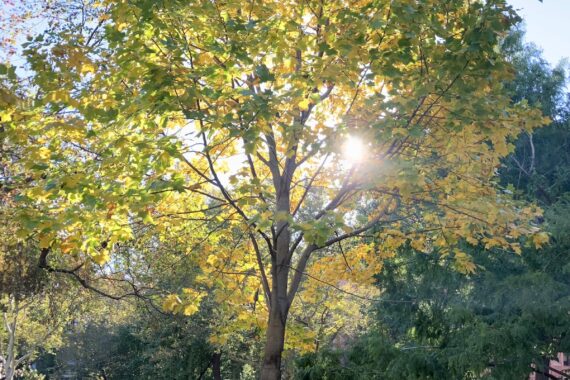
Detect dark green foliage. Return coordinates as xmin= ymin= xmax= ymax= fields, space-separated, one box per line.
xmin=106 ymin=319 xmax=213 ymax=379
xmin=39 ymin=297 xmax=259 ymax=380
xmin=45 ymin=312 xmax=216 ymax=380
xmin=294 ymin=350 xmax=353 ymax=380
xmin=501 ymin=29 xmax=570 ymax=205
xmin=296 ymin=234 xmax=570 ymax=379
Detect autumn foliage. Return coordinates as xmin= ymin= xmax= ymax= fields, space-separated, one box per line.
xmin=0 ymin=0 xmax=550 ymax=378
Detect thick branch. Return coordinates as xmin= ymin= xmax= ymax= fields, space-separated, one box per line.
xmin=288 ymin=200 xmax=401 ymax=305
xmin=38 ymin=248 xmax=154 ymax=304
xmin=250 ymin=233 xmax=272 ymax=307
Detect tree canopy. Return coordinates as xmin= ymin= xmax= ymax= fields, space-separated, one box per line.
xmin=0 ymin=0 xmax=552 ymax=378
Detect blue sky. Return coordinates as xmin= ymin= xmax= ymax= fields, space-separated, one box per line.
xmin=509 ymin=0 xmax=570 ymax=65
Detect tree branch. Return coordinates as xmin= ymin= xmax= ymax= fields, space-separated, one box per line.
xmin=199 ymin=130 xmax=274 ymax=253
xmin=250 ymin=233 xmax=272 ymax=308
xmin=291 ymin=153 xmax=329 ymax=217
xmin=288 ymin=198 xmax=401 ymax=305
xmin=38 ymin=248 xmax=160 ymax=308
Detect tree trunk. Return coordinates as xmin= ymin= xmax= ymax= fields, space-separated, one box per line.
xmin=3 ymin=298 xmax=17 ymax=380
xmin=260 ymin=186 xmax=292 ymax=380
xmin=212 ymin=352 xmax=222 ymax=380
xmin=534 ymin=357 xmax=554 ymax=380
xmin=4 ymin=327 xmax=16 ymax=380
xmin=5 ymin=362 xmax=15 ymax=380
xmin=4 ymin=330 xmax=15 ymax=380
xmin=260 ymin=303 xmax=287 ymax=380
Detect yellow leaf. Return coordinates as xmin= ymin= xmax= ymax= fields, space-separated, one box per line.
xmin=209 ymin=334 xmax=228 ymax=346
xmin=92 ymin=249 xmax=110 ymax=265
xmin=493 ymin=139 xmax=509 ymax=156
xmin=511 ymin=243 xmax=522 ymax=255
xmin=16 ymin=229 xmax=28 ymax=240
xmin=140 ymin=210 xmax=154 ymax=224
xmin=183 ymin=304 xmax=199 ymax=316
xmin=60 ymin=240 xmax=77 ymax=254
xmin=466 ymin=236 xmax=479 ymax=246
xmin=47 ymin=90 xmax=70 ymax=103
xmin=298 ymin=99 xmax=310 ymax=111
xmin=410 ymin=237 xmax=427 ymax=253
xmin=453 ymin=250 xmax=476 ymax=274
xmin=63 ymin=174 xmax=82 ymax=188
xmin=39 ymin=234 xmax=54 ymax=249
xmin=0 ymin=110 xmax=12 ymax=122
xmin=80 ymin=62 xmax=96 ymax=74
xmin=37 ymin=147 xmax=51 ymax=160
xmin=106 ymin=203 xmax=116 ymax=219
xmin=163 ymin=294 xmax=181 ymax=312
xmin=532 ymin=232 xmax=549 ymax=248
xmin=206 ymin=254 xmax=218 ymax=266
xmin=68 ymin=50 xmax=84 ymax=67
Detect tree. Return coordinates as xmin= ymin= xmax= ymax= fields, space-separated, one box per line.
xmin=2 ymin=1 xmax=548 ymax=378
xmin=0 ymin=242 xmax=85 ymax=380
xmin=0 ymin=74 xmax=84 ymax=380
xmin=500 ymin=29 xmax=570 ymax=206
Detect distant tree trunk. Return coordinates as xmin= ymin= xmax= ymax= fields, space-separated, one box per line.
xmin=212 ymin=352 xmax=222 ymax=380
xmin=3 ymin=298 xmax=18 ymax=380
xmin=4 ymin=333 xmax=16 ymax=380
xmin=534 ymin=357 xmax=556 ymax=380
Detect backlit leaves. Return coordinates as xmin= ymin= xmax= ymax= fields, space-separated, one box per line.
xmin=2 ymin=0 xmax=548 ymax=356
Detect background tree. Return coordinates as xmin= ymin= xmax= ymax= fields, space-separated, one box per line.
xmin=0 ymin=242 xmax=86 ymax=380
xmin=0 ymin=66 xmax=84 ymax=380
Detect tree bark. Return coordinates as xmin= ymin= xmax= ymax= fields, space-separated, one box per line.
xmin=3 ymin=298 xmax=17 ymax=380
xmin=212 ymin=352 xmax=222 ymax=380
xmin=260 ymin=179 xmax=292 ymax=380
xmin=260 ymin=297 xmax=288 ymax=380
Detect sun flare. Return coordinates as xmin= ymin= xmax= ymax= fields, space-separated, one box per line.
xmin=342 ymin=136 xmax=366 ymax=164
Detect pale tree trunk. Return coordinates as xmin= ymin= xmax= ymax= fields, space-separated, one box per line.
xmin=2 ymin=297 xmax=17 ymax=380
xmin=2 ymin=297 xmax=43 ymax=380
